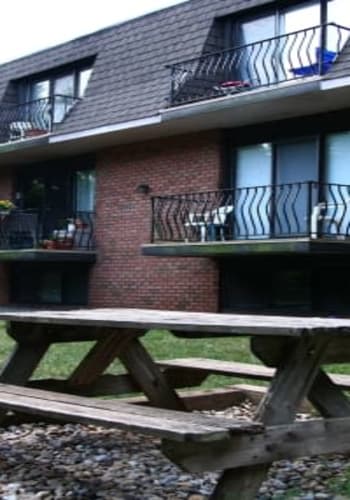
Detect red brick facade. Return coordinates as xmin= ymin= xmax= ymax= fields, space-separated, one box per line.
xmin=90 ymin=131 xmax=222 ymax=311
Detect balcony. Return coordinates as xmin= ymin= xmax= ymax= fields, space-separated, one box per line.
xmin=143 ymin=182 xmax=350 ymax=257
xmin=0 ymin=209 xmax=95 ymax=262
xmin=167 ymin=23 xmax=350 ymax=107
xmin=0 ymin=95 xmax=80 ymax=144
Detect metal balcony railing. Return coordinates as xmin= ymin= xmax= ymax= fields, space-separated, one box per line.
xmin=0 ymin=209 xmax=95 ymax=251
xmin=167 ymin=23 xmax=350 ymax=106
xmin=151 ymin=182 xmax=350 ymax=243
xmin=0 ymin=94 xmax=80 ymax=143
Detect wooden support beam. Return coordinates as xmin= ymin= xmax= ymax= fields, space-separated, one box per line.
xmin=118 ymin=337 xmax=186 ymax=411
xmin=163 ymin=415 xmax=350 ymax=473
xmin=251 ymin=335 xmax=350 ymax=366
xmin=0 ymin=342 xmax=50 ymax=385
xmin=68 ymin=330 xmax=139 ymax=386
xmin=7 ymin=322 xmax=111 ymax=343
xmin=210 ymin=336 xmax=330 ymax=500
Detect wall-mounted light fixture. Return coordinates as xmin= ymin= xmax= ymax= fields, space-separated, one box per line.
xmin=136 ymin=183 xmax=151 ymax=194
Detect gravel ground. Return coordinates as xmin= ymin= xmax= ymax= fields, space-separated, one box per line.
xmin=0 ymin=401 xmax=348 ymax=500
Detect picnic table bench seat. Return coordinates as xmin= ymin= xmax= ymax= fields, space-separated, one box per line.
xmin=158 ymin=358 xmax=350 ymax=390
xmin=0 ymin=383 xmax=261 ymax=443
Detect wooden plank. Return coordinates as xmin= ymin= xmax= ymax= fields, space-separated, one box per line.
xmin=122 ymin=386 xmax=247 ymax=411
xmin=68 ymin=330 xmax=139 ymax=386
xmin=4 ymin=308 xmax=350 ymax=337
xmin=160 ymin=357 xmax=350 ymax=396
xmin=118 ymin=337 xmax=186 ymax=411
xmin=7 ymin=322 xmax=112 ymax=343
xmin=0 ymin=342 xmax=50 ymax=385
xmin=163 ymin=415 xmax=350 ymax=472
xmin=309 ymin=370 xmax=350 ymax=418
xmin=159 ymin=358 xmax=274 ymax=379
xmin=0 ymin=383 xmax=261 ymax=442
xmin=252 ymin=336 xmax=350 ymax=365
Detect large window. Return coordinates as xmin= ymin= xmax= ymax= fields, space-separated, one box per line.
xmin=25 ymin=65 xmax=93 ymax=124
xmin=10 ymin=263 xmax=89 ymax=306
xmin=233 ymin=1 xmax=348 ymax=84
xmin=233 ymin=138 xmax=319 ymax=237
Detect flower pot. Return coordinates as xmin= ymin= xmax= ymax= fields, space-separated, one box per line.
xmin=54 ymin=239 xmax=73 ymax=250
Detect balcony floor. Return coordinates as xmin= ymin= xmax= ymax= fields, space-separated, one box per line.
xmin=142 ymin=238 xmax=350 ymax=257
xmin=0 ymin=249 xmax=96 ymax=263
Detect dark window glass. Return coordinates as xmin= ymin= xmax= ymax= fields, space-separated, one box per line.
xmin=10 ymin=263 xmax=89 ymax=306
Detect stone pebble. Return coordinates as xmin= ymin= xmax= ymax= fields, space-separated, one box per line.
xmin=0 ymin=401 xmax=347 ymax=499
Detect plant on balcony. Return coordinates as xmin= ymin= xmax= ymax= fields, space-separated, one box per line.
xmin=0 ymin=200 xmax=15 ymax=216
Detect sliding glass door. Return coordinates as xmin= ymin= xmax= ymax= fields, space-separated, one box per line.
xmin=324 ymin=132 xmax=350 ymax=236
xmin=235 ymin=144 xmax=272 ymax=238
xmin=234 ymin=138 xmax=318 ymax=238
xmin=275 ymin=138 xmax=318 ymax=235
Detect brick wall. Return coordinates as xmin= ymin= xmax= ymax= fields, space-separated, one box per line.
xmin=90 ymin=131 xmax=222 ymax=312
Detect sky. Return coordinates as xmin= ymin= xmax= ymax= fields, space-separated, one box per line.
xmin=0 ymin=0 xmax=186 ymax=64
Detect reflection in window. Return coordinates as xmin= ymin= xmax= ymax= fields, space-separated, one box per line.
xmin=76 ymin=170 xmax=96 ymax=211
xmin=79 ymin=68 xmax=93 ymax=97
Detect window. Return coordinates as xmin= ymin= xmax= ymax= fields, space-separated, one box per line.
xmin=76 ymin=169 xmax=96 ymax=212
xmin=24 ymin=64 xmax=93 ymax=124
xmin=10 ymin=263 xmax=89 ymax=306
xmin=233 ymin=138 xmax=318 ymax=237
xmin=232 ymin=1 xmax=348 ymax=84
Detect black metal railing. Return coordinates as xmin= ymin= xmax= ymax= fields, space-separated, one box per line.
xmin=0 ymin=209 xmax=95 ymax=251
xmin=151 ymin=182 xmax=350 ymax=243
xmin=0 ymin=94 xmax=80 ymax=143
xmin=168 ymin=23 xmax=350 ymax=106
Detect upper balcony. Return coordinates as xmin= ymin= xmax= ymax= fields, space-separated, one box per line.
xmin=0 ymin=209 xmax=95 ymax=262
xmin=167 ymin=23 xmax=350 ymax=108
xmin=143 ymin=181 xmax=350 ymax=257
xmin=0 ymin=95 xmax=80 ymax=145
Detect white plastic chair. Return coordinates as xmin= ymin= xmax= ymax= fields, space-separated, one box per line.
xmin=185 ymin=205 xmax=233 ymax=242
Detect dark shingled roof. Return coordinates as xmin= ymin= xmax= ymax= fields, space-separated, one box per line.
xmin=0 ymin=0 xmax=349 ymax=137
xmin=0 ymin=0 xmax=272 ymax=135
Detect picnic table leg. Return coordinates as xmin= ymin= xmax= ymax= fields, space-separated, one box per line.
xmin=68 ymin=329 xmax=139 ymax=386
xmin=211 ymin=336 xmax=330 ymax=500
xmin=118 ymin=337 xmax=186 ymax=410
xmin=0 ymin=341 xmax=50 ymax=385
xmin=68 ymin=330 xmax=185 ymax=411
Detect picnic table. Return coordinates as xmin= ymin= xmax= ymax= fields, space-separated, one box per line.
xmin=0 ymin=308 xmax=350 ymax=500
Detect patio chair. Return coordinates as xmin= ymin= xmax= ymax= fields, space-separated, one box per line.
xmin=290 ymin=47 xmax=336 ymax=77
xmin=184 ymin=205 xmax=233 ymax=242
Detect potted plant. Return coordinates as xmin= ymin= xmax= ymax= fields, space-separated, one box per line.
xmin=0 ymin=200 xmax=15 ymax=217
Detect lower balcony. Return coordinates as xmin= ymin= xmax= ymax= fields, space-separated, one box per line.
xmin=143 ymin=182 xmax=350 ymax=257
xmin=0 ymin=209 xmax=96 ymax=262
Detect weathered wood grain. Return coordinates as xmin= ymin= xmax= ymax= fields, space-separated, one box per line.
xmin=3 ymin=308 xmax=350 ymax=337
xmin=309 ymin=370 xmax=350 ymax=418
xmin=0 ymin=342 xmax=50 ymax=385
xmin=163 ymin=416 xmax=350 ymax=471
xmin=68 ymin=330 xmax=139 ymax=386
xmin=0 ymin=383 xmax=261 ymax=442
xmin=210 ymin=336 xmax=330 ymax=500
xmin=118 ymin=337 xmax=185 ymax=410
xmin=251 ymin=336 xmax=350 ymax=365
xmin=159 ymin=358 xmax=350 ymax=390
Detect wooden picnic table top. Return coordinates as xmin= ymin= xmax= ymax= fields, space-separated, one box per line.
xmin=1 ymin=307 xmax=350 ymax=337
